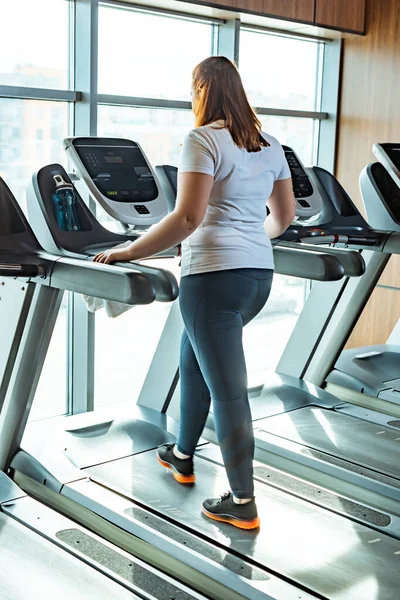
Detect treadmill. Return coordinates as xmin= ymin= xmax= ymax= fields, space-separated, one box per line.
xmin=150 ymin=147 xmax=400 ymax=520
xmin=3 ymin=137 xmax=400 ymax=599
xmin=327 ymin=143 xmax=400 ymax=405
xmin=247 ymin=149 xmax=400 ymax=506
xmin=0 ymin=177 xmax=207 ymax=600
xmin=152 ymin=151 xmax=400 ymax=510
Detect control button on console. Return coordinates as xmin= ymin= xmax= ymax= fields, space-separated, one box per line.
xmin=134 ymin=205 xmax=150 ymax=215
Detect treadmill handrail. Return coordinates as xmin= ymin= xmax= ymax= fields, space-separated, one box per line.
xmin=112 ymin=259 xmax=179 ymax=303
xmin=276 ymin=241 xmax=366 ymax=277
xmin=0 ymin=263 xmax=45 ymax=278
xmin=382 ymin=231 xmax=400 ymax=254
xmin=50 ymin=257 xmax=156 ymax=305
xmin=273 ymin=245 xmax=345 ymax=281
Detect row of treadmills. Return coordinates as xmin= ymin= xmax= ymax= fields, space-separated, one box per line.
xmin=0 ymin=137 xmax=399 ymax=599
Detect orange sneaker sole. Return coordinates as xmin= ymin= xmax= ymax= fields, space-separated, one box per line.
xmin=202 ymin=508 xmax=260 ymax=530
xmin=157 ymin=455 xmax=196 ymax=484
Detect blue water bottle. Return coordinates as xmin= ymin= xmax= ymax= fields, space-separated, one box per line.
xmin=52 ymin=174 xmax=81 ymax=232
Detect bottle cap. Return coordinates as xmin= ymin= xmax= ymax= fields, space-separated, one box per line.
xmin=53 ymin=174 xmax=72 ymax=189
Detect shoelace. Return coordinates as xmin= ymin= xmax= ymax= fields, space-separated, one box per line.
xmin=217 ymin=491 xmax=231 ymax=505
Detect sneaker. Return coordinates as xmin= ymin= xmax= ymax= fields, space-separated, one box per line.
xmin=202 ymin=492 xmax=260 ymax=530
xmin=156 ymin=444 xmax=195 ymax=484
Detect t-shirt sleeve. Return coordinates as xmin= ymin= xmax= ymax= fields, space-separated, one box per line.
xmin=178 ymin=130 xmax=215 ymax=176
xmin=276 ymin=144 xmax=292 ymax=181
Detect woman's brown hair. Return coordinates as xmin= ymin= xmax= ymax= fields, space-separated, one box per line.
xmin=192 ymin=56 xmax=269 ymax=153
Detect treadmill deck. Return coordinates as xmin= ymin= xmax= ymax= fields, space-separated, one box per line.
xmin=257 ymin=407 xmax=400 ymax=480
xmin=86 ymin=447 xmax=400 ymax=600
xmin=0 ymin=512 xmax=138 ymax=600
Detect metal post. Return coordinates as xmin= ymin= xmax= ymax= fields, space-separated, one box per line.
xmin=0 ymin=280 xmax=35 ymax=414
xmin=217 ymin=19 xmax=240 ymax=65
xmin=136 ymin=300 xmax=183 ymax=412
xmin=277 ymin=251 xmax=390 ymax=384
xmin=303 ymin=251 xmax=390 ymax=386
xmin=0 ymin=284 xmax=63 ymax=471
xmin=69 ymin=0 xmax=99 ymax=414
xmin=316 ymin=39 xmax=342 ymax=172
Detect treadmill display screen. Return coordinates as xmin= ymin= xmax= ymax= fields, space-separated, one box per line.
xmin=283 ymin=147 xmax=313 ymax=198
xmin=384 ymin=146 xmax=400 ymax=172
xmin=373 ymin=163 xmax=400 ymax=223
xmin=74 ymin=144 xmax=158 ymax=203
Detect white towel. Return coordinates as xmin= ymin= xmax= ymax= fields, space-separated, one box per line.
xmin=82 ymin=242 xmax=181 ymax=319
xmin=82 ymin=242 xmax=135 ymax=318
xmin=83 ymin=295 xmax=134 ymax=318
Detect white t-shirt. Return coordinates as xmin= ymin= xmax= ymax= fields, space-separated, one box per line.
xmin=178 ymin=122 xmax=291 ymax=276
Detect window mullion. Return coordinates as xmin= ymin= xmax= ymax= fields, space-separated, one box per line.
xmin=68 ymin=0 xmax=99 ymax=415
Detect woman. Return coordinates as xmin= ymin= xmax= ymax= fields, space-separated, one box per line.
xmin=94 ymin=56 xmax=296 ymax=530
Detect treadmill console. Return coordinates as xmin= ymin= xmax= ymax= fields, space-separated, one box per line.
xmin=155 ymin=165 xmax=177 ymax=213
xmin=282 ymin=146 xmax=323 ymax=222
xmin=373 ymin=143 xmax=400 ymax=188
xmin=361 ymin=162 xmax=400 ymax=231
xmin=157 ymin=148 xmax=324 ymax=224
xmin=64 ymin=137 xmax=168 ymax=226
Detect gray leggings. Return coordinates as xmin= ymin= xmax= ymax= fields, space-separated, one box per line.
xmin=177 ymin=268 xmax=273 ymax=498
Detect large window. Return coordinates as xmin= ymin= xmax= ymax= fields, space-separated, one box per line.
xmin=259 ymin=115 xmax=317 ymax=168
xmin=240 ymin=28 xmax=323 ymax=166
xmin=0 ymin=0 xmax=72 ymax=90
xmin=98 ymin=4 xmax=215 ymax=99
xmin=0 ymin=99 xmax=70 ymax=213
xmin=237 ymin=29 xmax=323 ymax=385
xmin=240 ymin=29 xmax=322 ymax=112
xmin=94 ymin=5 xmax=215 ymax=407
xmin=98 ymin=105 xmax=195 ymax=168
xmin=1 ymin=1 xmax=337 ymax=417
xmin=0 ymin=0 xmax=73 ymax=422
xmin=94 ymin=19 xmax=326 ymax=400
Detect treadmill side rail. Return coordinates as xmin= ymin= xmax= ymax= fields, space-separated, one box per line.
xmin=50 ymin=257 xmax=156 ymax=305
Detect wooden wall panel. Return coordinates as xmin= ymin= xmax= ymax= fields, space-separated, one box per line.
xmin=315 ymin=0 xmax=365 ymax=33
xmin=346 ymin=287 xmax=400 ymax=348
xmin=378 ymin=255 xmax=400 ymax=288
xmin=337 ymin=0 xmax=400 ymax=348
xmin=182 ymin=0 xmax=315 ymax=22
xmin=336 ymin=0 xmax=400 ymax=209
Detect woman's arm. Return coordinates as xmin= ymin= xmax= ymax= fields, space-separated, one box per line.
xmin=264 ymin=178 xmax=296 ymax=239
xmin=93 ymin=172 xmax=213 ymax=264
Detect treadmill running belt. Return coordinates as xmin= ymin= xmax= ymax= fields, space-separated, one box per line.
xmin=87 ymin=449 xmax=400 ymax=600
xmin=0 ymin=513 xmax=137 ymax=600
xmin=258 ymin=407 xmax=400 ymax=480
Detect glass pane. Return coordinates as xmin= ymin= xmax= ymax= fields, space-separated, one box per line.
xmin=97 ymin=106 xmax=194 ymax=231
xmin=98 ymin=5 xmax=213 ymax=99
xmin=240 ymin=30 xmax=321 ymax=111
xmin=0 ymin=0 xmax=71 ymax=89
xmin=30 ymin=294 xmax=68 ymax=421
xmin=94 ymin=302 xmax=173 ymax=408
xmin=0 ymin=99 xmax=69 ymax=214
xmin=98 ymin=105 xmax=195 ymax=166
xmin=259 ymin=115 xmax=317 ymax=166
xmin=244 ymin=275 xmax=306 ymax=388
